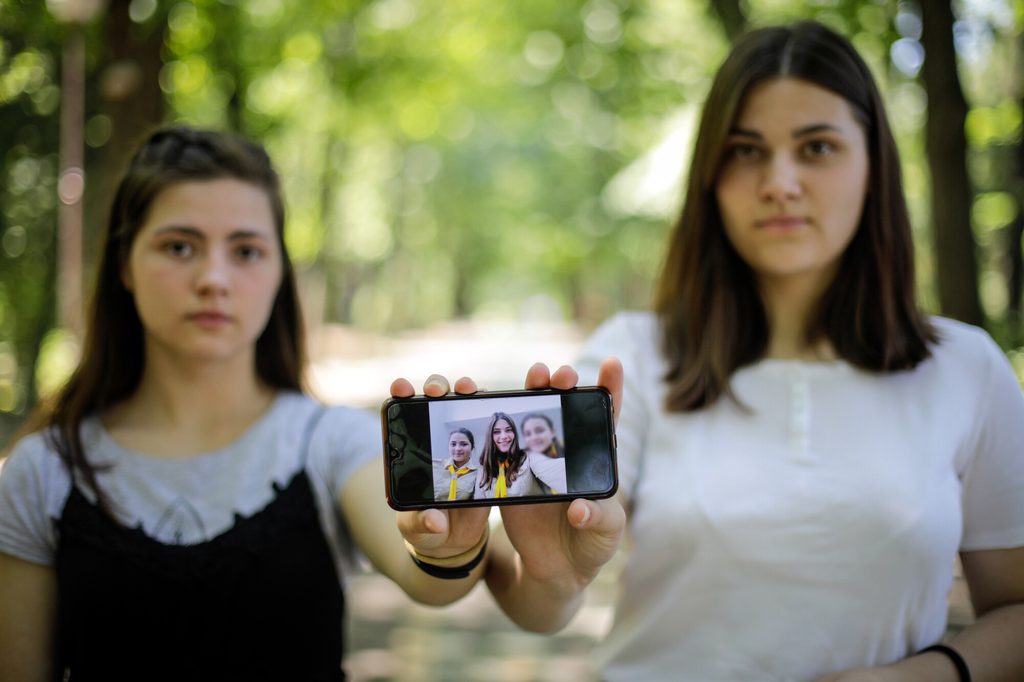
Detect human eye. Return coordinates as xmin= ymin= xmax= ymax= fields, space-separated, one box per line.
xmin=725 ymin=142 xmax=763 ymax=163
xmin=801 ymin=139 xmax=836 ymax=159
xmin=161 ymin=240 xmax=194 ymax=259
xmin=234 ymin=243 xmax=266 ymax=263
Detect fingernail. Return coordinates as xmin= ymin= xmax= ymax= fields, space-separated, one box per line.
xmin=577 ymin=504 xmax=591 ymax=528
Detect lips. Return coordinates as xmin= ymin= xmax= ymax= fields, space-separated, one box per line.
xmin=187 ymin=311 xmax=232 ymax=327
xmin=757 ymin=215 xmax=808 ymax=230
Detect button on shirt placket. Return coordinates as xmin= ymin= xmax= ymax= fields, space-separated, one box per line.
xmin=788 ymin=366 xmax=812 ymax=462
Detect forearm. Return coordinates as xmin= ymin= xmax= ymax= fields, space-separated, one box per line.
xmin=877 ymin=603 xmax=1024 ymax=682
xmin=483 ymin=525 xmax=585 ymax=632
xmin=942 ymin=602 xmax=1024 ymax=680
xmin=387 ymin=530 xmax=489 ymax=606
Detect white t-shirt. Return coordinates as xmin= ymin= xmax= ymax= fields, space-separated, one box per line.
xmin=577 ymin=312 xmax=1024 ymax=682
xmin=527 ymin=451 xmax=567 ymax=494
xmin=0 ymin=392 xmax=380 ymax=583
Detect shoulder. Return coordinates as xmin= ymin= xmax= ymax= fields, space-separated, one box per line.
xmin=291 ymin=393 xmax=381 ymax=492
xmin=589 ymin=311 xmax=658 ymax=346
xmin=268 ymin=393 xmax=377 ymax=445
xmin=581 ymin=311 xmax=659 ymax=368
xmin=1 ymin=429 xmax=71 ymax=494
xmin=0 ymin=430 xmax=72 ymax=564
xmin=927 ymin=316 xmax=1011 ymax=376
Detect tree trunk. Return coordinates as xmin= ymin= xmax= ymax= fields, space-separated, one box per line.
xmin=1007 ymin=214 xmax=1023 ymax=336
xmin=86 ymin=0 xmax=166 ymax=262
xmin=708 ymin=0 xmax=747 ymax=43
xmin=1006 ymin=32 xmax=1024 ymax=341
xmin=919 ymin=1 xmax=983 ymax=325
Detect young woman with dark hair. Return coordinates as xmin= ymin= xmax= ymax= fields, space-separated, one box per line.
xmin=521 ymin=413 xmax=567 ymax=495
xmin=571 ymin=20 xmax=1024 ymax=682
xmin=395 ymin=16 xmax=1024 ymax=682
xmin=475 ymin=411 xmax=538 ymax=499
xmin=0 ymin=127 xmax=626 ymax=679
xmin=433 ymin=427 xmax=478 ymax=501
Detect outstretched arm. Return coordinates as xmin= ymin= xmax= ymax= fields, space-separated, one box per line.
xmin=484 ymin=360 xmax=625 ymax=631
xmin=340 ymin=454 xmax=491 ymax=606
xmin=344 ymin=374 xmax=495 ymax=606
xmin=385 ymin=361 xmax=626 ymax=624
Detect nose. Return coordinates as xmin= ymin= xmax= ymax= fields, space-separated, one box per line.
xmin=759 ymin=155 xmax=802 ymax=204
xmin=195 ymin=251 xmax=230 ymax=296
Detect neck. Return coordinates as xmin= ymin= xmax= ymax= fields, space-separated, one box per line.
xmin=759 ymin=271 xmax=837 ymax=360
xmin=108 ymin=340 xmax=277 ymax=436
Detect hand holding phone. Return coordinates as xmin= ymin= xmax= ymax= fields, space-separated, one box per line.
xmin=383 ymin=376 xmax=617 ymax=510
xmin=391 ymin=361 xmax=626 ymax=630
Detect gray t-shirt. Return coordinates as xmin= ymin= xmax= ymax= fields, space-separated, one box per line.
xmin=0 ymin=392 xmax=380 ymax=584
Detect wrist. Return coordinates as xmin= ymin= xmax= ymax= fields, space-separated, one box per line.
xmin=405 ymin=526 xmax=490 ymax=579
xmin=918 ymin=644 xmax=970 ymax=682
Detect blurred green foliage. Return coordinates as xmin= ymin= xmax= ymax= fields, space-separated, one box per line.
xmin=0 ymin=0 xmax=1022 ymax=435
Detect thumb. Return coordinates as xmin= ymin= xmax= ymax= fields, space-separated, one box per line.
xmin=397 ymin=508 xmax=450 ymax=549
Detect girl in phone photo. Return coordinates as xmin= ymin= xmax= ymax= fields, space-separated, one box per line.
xmin=476 ymin=412 xmax=539 ymax=499
xmin=433 ymin=428 xmax=478 ymax=501
xmin=521 ymin=413 xmax=567 ymax=495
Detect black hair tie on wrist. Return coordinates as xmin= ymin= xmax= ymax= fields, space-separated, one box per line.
xmin=919 ymin=644 xmax=971 ymax=682
xmin=409 ymin=537 xmax=489 ymax=580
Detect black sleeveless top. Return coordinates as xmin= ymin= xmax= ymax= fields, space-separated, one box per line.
xmin=54 ymin=411 xmax=346 ymax=681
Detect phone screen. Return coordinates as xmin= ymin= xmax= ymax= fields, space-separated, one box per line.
xmin=381 ymin=388 xmax=617 ymax=510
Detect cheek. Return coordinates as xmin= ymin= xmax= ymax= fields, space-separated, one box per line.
xmin=128 ymin=258 xmax=182 ymax=315
xmin=822 ymin=164 xmax=869 ymax=241
xmin=242 ymin=265 xmax=284 ymax=315
xmin=715 ymin=178 xmax=749 ymax=244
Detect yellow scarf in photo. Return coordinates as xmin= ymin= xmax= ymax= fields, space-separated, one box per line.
xmin=447 ymin=463 xmax=473 ymax=501
xmin=495 ymin=460 xmax=508 ymax=498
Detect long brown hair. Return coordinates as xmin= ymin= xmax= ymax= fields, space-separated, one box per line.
xmin=478 ymin=412 xmax=527 ymax=490
xmin=654 ymin=21 xmax=937 ymax=412
xmin=16 ymin=127 xmax=306 ymax=514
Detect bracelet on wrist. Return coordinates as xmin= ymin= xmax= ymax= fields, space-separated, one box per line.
xmin=919 ymin=643 xmax=970 ymax=682
xmin=405 ymin=526 xmax=490 ymax=580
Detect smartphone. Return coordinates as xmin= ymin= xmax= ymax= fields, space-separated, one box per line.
xmin=381 ymin=387 xmax=617 ymax=510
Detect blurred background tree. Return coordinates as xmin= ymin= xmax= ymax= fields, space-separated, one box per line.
xmin=2 ymin=0 xmax=1022 ymax=443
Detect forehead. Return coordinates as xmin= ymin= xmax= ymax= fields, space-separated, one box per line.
xmin=734 ymin=77 xmax=861 ymax=131
xmin=141 ymin=178 xmax=276 ymax=237
xmin=524 ymin=417 xmax=549 ymax=428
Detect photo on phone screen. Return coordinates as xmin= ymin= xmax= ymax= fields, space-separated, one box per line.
xmin=382 ymin=388 xmax=617 ymax=510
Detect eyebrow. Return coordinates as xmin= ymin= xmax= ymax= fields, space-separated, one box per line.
xmin=729 ymin=123 xmax=843 ymax=139
xmin=152 ymin=226 xmax=273 ymax=241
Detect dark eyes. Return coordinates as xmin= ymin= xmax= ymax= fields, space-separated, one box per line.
xmin=159 ymin=241 xmax=266 ymax=262
xmin=724 ymin=139 xmax=837 ymax=163
xmin=234 ymin=244 xmax=266 ymax=262
xmin=162 ymin=241 xmax=194 ymax=258
xmin=727 ymin=144 xmax=763 ymax=161
xmin=801 ymin=140 xmax=836 ymax=158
